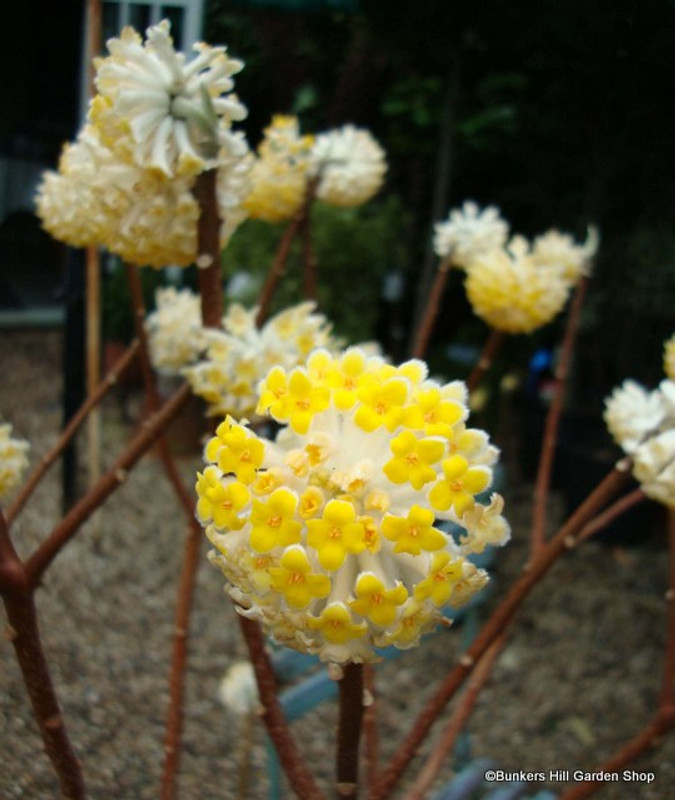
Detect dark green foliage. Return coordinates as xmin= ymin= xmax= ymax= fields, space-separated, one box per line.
xmin=225 ymin=195 xmax=409 ymax=344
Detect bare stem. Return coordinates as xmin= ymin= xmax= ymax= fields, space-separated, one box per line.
xmin=336 ymin=663 xmax=365 ymax=798
xmin=557 ymin=505 xmax=675 ymax=800
xmin=465 ymin=329 xmax=505 ymax=394
xmin=410 ymin=259 xmax=450 ymax=360
xmin=24 ymin=382 xmax=192 ymax=589
xmin=368 ymin=459 xmax=631 ymax=800
xmin=238 ymin=615 xmax=326 ymax=800
xmin=530 ymin=276 xmax=589 ymax=556
xmin=557 ymin=711 xmax=675 ymax=800
xmin=122 ymin=263 xmax=205 ymax=800
xmin=362 ymin=664 xmax=379 ymax=787
xmin=404 ymin=633 xmax=507 ymax=800
xmin=193 ymin=168 xmax=224 ymax=328
xmin=577 ymin=487 xmax=646 ymax=544
xmin=160 ymin=517 xmax=203 ymax=800
xmin=0 ymin=512 xmax=85 ymax=799
xmin=6 ymin=340 xmax=140 ymax=525
xmin=660 ymin=508 xmax=675 ymax=711
xmin=256 ymin=181 xmax=317 ymax=328
xmin=300 ymin=180 xmax=319 ymax=302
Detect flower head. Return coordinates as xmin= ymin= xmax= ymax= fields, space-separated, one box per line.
xmin=531 ymin=226 xmax=599 ymax=285
xmin=36 ymin=124 xmax=251 ymax=268
xmin=433 ymin=201 xmax=509 ymax=267
xmin=146 ymin=287 xmax=206 ymax=372
xmin=93 ymin=20 xmax=247 ymax=177
xmin=0 ymin=423 xmax=30 ymax=500
xmin=309 ymin=125 xmax=387 ymax=207
xmin=184 ymin=301 xmax=345 ymax=419
xmin=605 ymin=371 xmax=675 ymax=507
xmin=244 ymin=115 xmax=314 ymax=222
xmin=200 ymin=348 xmax=508 ymax=663
xmin=464 ymin=236 xmax=571 ymax=334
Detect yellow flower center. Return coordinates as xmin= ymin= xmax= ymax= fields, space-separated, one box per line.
xmin=240 ymin=450 xmax=252 ymax=463
xmin=409 ymin=526 xmax=419 ymax=538
xmin=268 ymin=515 xmax=282 ymax=528
xmin=288 ymin=572 xmax=304 ymax=585
xmin=329 ymin=526 xmax=342 ymax=539
xmin=405 ymin=453 xmax=420 ymax=465
xmin=451 ymin=480 xmax=463 ymax=492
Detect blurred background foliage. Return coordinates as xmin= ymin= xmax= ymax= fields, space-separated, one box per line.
xmin=203 ymin=0 xmax=675 ymax=415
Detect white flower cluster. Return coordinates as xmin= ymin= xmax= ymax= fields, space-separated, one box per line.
xmin=433 ymin=201 xmax=509 ymax=267
xmin=605 ymin=378 xmax=675 ymax=506
xmin=0 ymin=423 xmax=30 ymax=500
xmin=184 ymin=301 xmax=344 ymax=419
xmin=198 ymin=349 xmax=510 ymax=664
xmin=433 ymin=201 xmax=598 ymax=334
xmin=36 ymin=21 xmax=251 ymax=268
xmin=309 ymin=125 xmax=387 ymax=208
xmin=93 ymin=19 xmax=247 ymax=177
xmin=146 ymin=287 xmax=207 ymax=373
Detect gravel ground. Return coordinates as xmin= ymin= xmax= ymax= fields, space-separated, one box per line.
xmin=1 ymin=329 xmax=674 ymax=800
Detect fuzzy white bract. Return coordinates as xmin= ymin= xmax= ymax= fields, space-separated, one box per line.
xmin=197 ymin=348 xmax=509 ymax=664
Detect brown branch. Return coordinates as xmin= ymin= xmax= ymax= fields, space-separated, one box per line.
xmin=557 ymin=505 xmax=675 ymax=800
xmin=577 ymin=487 xmax=646 ymax=544
xmin=336 ymin=663 xmax=365 ymax=798
xmin=0 ymin=512 xmax=85 ymax=799
xmin=530 ymin=276 xmax=589 ymax=556
xmin=193 ymin=168 xmax=224 ymax=328
xmin=661 ymin=508 xmax=675 ymax=712
xmin=256 ymin=212 xmax=304 ymax=328
xmin=363 ymin=664 xmax=379 ymax=788
xmin=256 ymin=180 xmax=318 ymax=328
xmin=160 ymin=517 xmax=203 ymax=800
xmin=122 ymin=263 xmax=206 ymax=800
xmin=300 ymin=180 xmax=319 ymax=303
xmin=368 ymin=458 xmax=632 ymax=800
xmin=465 ymin=329 xmax=505 ymax=394
xmin=6 ymin=340 xmax=140 ymax=525
xmin=24 ymin=382 xmax=192 ymax=589
xmin=557 ymin=711 xmax=675 ymax=800
xmin=238 ymin=615 xmax=326 ymax=800
xmin=410 ymin=259 xmax=450 ymax=360
xmin=404 ymin=633 xmax=507 ymax=800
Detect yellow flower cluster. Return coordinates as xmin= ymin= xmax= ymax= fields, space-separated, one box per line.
xmin=0 ymin=423 xmax=30 ymax=500
xmin=184 ymin=301 xmax=344 ymax=419
xmin=35 ymin=21 xmax=251 ymax=268
xmin=198 ymin=348 xmax=509 ymax=663
xmin=244 ymin=116 xmax=315 ymax=223
xmin=464 ymin=230 xmax=597 ymax=334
